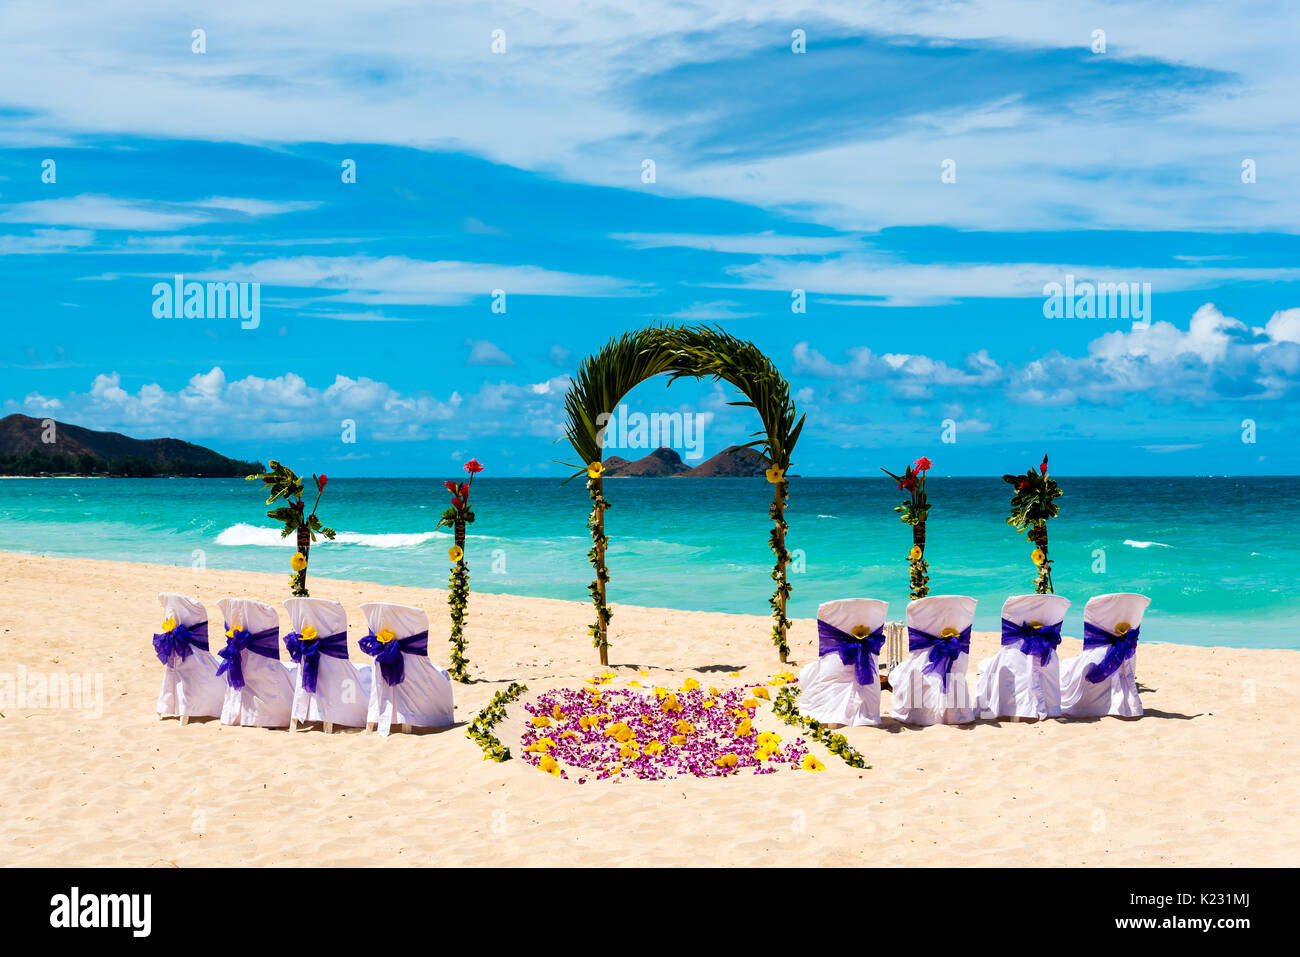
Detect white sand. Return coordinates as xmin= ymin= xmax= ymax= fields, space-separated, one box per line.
xmin=1 ymin=551 xmax=1296 ymax=866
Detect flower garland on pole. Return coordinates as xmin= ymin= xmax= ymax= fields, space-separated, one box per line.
xmin=437 ymin=458 xmax=482 ymax=682
xmin=1003 ymin=454 xmax=1061 ymax=594
xmin=766 ymin=463 xmax=792 ymax=661
xmin=585 ymin=460 xmax=613 ymax=667
xmin=881 ymin=456 xmax=933 ymax=600
xmin=246 ymin=461 xmax=335 ymax=596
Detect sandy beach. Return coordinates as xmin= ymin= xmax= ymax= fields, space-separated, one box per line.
xmin=1 ymin=550 xmax=1296 ymax=868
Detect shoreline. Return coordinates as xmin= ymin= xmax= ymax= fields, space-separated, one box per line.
xmin=2 ymin=551 xmax=1297 ymax=866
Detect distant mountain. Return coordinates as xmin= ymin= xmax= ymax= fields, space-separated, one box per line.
xmin=602 ymin=445 xmax=778 ymax=478
xmin=0 ymin=414 xmax=263 ymax=477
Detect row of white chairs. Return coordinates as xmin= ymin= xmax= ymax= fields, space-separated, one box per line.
xmin=152 ymin=593 xmax=455 ymax=735
xmin=800 ymin=592 xmax=1150 ymax=726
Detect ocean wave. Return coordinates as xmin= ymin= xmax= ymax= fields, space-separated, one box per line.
xmin=215 ymin=523 xmax=446 ymax=549
xmin=1124 ymin=539 xmax=1172 ymax=549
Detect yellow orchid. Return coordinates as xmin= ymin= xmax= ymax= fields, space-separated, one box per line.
xmin=290 ymin=551 xmax=308 ymax=572
xmin=300 ymin=624 xmax=318 ymax=642
xmin=653 ymin=687 xmax=669 ymax=699
xmin=757 ymin=731 xmax=781 ymax=747
xmin=661 ymin=694 xmax=683 ymax=713
xmin=587 ymin=461 xmax=605 ymax=479
xmin=753 ymin=746 xmax=779 ymax=761
xmin=1031 ymin=548 xmax=1045 ymax=566
xmin=552 ymin=703 xmax=566 ymax=721
xmin=448 ymin=545 xmax=464 ymax=562
xmin=531 ymin=715 xmax=551 ymax=728
xmin=619 ymin=744 xmax=640 ymax=759
xmin=538 ymin=754 xmax=562 ymax=777
xmin=524 ymin=737 xmax=556 ymax=753
xmin=752 ymin=687 xmax=771 ymax=701
xmin=159 ymin=616 xmax=177 ymax=633
xmin=714 ymin=754 xmax=738 ymax=768
xmin=639 ymin=714 xmax=655 ymax=725
xmin=743 ymin=697 xmax=759 ymax=710
xmin=802 ymin=754 xmax=826 ymax=771
xmin=644 ymin=741 xmax=665 ymax=757
xmin=375 ymin=627 xmax=397 ymax=644
xmin=735 ymin=717 xmax=753 ymax=737
xmin=599 ymin=671 xmax=615 ymax=681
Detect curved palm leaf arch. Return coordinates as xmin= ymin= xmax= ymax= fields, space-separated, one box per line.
xmin=563 ymin=325 xmax=806 ymax=666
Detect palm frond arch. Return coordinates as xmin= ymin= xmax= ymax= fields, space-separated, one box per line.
xmin=563 ymin=325 xmax=806 ymax=665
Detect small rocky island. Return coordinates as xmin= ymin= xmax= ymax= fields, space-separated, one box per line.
xmin=601 ymin=445 xmax=783 ymax=478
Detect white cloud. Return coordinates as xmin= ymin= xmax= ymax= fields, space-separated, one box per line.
xmin=0 ymin=228 xmax=94 ymax=255
xmin=466 ymin=340 xmax=515 ymax=367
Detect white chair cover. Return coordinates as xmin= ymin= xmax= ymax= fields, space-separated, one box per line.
xmin=976 ymin=594 xmax=1071 ymax=720
xmin=216 ymin=597 xmax=295 ymax=728
xmin=1061 ymin=592 xmax=1150 ymax=717
xmin=283 ymin=598 xmax=373 ymax=729
xmin=154 ymin=592 xmax=225 ymax=719
xmin=798 ymin=598 xmax=888 ymax=726
xmin=361 ymin=602 xmax=454 ymax=735
xmin=890 ymin=594 xmax=978 ymax=725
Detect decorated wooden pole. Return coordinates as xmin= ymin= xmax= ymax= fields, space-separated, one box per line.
xmin=247 ymin=462 xmax=335 ymax=598
xmin=294 ymin=523 xmax=311 ymax=597
xmin=767 ymin=469 xmax=791 ymax=663
xmin=1004 ymin=454 xmax=1061 ymax=595
xmin=587 ymin=465 xmax=611 ymax=666
xmin=439 ymin=458 xmax=482 ymax=682
xmin=882 ymin=456 xmax=933 ymax=600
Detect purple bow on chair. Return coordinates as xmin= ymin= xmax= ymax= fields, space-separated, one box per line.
xmin=153 ymin=621 xmax=209 ymax=665
xmin=908 ymin=625 xmax=972 ymax=691
xmin=1082 ymin=621 xmax=1140 ymax=683
xmin=358 ymin=630 xmax=429 ymax=687
xmin=215 ymin=625 xmax=280 ymax=690
xmin=817 ymin=619 xmax=885 ymax=686
xmin=1000 ymin=618 xmax=1063 ymax=665
xmin=283 ymin=630 xmax=349 ymax=694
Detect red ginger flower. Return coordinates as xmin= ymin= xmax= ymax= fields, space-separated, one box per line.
xmin=463 ymin=459 xmax=484 ymax=475
xmin=913 ymin=456 xmax=933 ymax=472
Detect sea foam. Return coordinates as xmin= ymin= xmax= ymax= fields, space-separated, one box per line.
xmin=1124 ymin=539 xmax=1172 ymax=549
xmin=215 ymin=523 xmax=445 ymax=549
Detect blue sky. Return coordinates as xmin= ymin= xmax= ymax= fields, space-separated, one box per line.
xmin=1 ymin=1 xmax=1298 ymax=476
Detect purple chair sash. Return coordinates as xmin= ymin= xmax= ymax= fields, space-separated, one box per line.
xmin=1000 ymin=618 xmax=1063 ymax=665
xmin=908 ymin=625 xmax=972 ymax=691
xmin=1082 ymin=621 xmax=1140 ymax=683
xmin=215 ymin=625 xmax=281 ymax=690
xmin=284 ymin=631 xmax=349 ymax=694
xmin=358 ymin=630 xmax=429 ymax=687
xmin=153 ymin=621 xmax=209 ymax=665
xmin=817 ymin=619 xmax=885 ymax=686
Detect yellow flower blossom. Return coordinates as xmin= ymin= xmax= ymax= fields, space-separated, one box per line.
xmin=714 ymin=754 xmax=738 ymax=768
xmin=538 ymin=754 xmax=561 ymax=776
xmin=702 ymin=699 xmax=717 ymax=709
xmin=291 ymin=551 xmax=308 ymax=572
xmin=681 ymin=677 xmax=700 ymax=691
xmin=940 ymin=626 xmax=960 ymax=639
xmin=728 ymin=671 xmax=741 ymax=678
xmin=628 ymin=680 xmax=641 ymax=687
xmin=752 ymin=687 xmax=770 ymax=700
xmin=531 ymin=715 xmax=551 ymax=728
xmin=735 ymin=717 xmax=753 ymax=737
xmin=908 ymin=545 xmax=923 ymax=561
xmin=661 ymin=694 xmax=683 ymax=713
xmin=374 ymin=627 xmax=397 ymax=644
xmin=1114 ymin=621 xmax=1132 ymax=635
xmin=743 ymin=698 xmax=759 ymax=710
xmin=561 ymin=730 xmax=578 ymax=739
xmin=669 ymin=734 xmax=688 ymax=745
xmin=524 ymin=737 xmax=556 ymax=753
xmin=753 ymin=746 xmax=779 ymax=761
xmin=644 ymin=741 xmax=665 ymax=756
xmin=639 ymin=714 xmax=655 ymax=725
xmin=802 ymin=754 xmax=826 ymax=771
xmin=448 ymin=545 xmax=463 ymax=562
xmin=757 ymin=731 xmax=781 ymax=747
xmin=1031 ymin=548 xmax=1045 ymax=566
xmin=606 ymin=763 xmax=622 ymax=775
xmin=672 ymin=720 xmax=695 ymax=735
xmin=159 ymin=617 xmax=177 ymax=633
xmin=587 ymin=461 xmax=605 ymax=479
xmin=765 ymin=466 xmax=785 ymax=484
xmin=619 ymin=744 xmax=640 ymax=759
xmin=552 ymin=703 xmax=566 ymax=721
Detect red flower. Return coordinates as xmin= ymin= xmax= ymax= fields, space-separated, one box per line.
xmin=317 ymin=474 xmax=328 ymax=490
xmin=1018 ymin=480 xmax=1027 ymax=491
xmin=913 ymin=456 xmax=933 ymax=472
xmin=452 ymin=497 xmax=463 ymax=509
xmin=903 ymin=476 xmax=917 ymax=492
xmin=459 ymin=482 xmax=470 ymax=498
xmin=1040 ymin=454 xmax=1049 ymax=474
xmin=463 ymin=459 xmax=484 ymax=475
xmin=444 ymin=481 xmax=458 ymax=493
xmin=897 ymin=480 xmax=905 ymax=491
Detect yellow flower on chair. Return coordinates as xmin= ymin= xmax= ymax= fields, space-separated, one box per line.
xmin=290 ymin=552 xmax=308 ymax=572
xmin=375 ymin=627 xmax=397 ymax=644
xmin=159 ymin=617 xmax=177 ymax=633
xmin=940 ymin=626 xmax=960 ymax=639
xmin=300 ymin=625 xmax=318 ymax=642
xmin=1114 ymin=621 xmax=1132 ymax=635
xmin=448 ymin=545 xmax=464 ymax=562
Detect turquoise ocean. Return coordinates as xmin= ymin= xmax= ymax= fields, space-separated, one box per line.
xmin=1 ymin=476 xmax=1295 ymax=649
